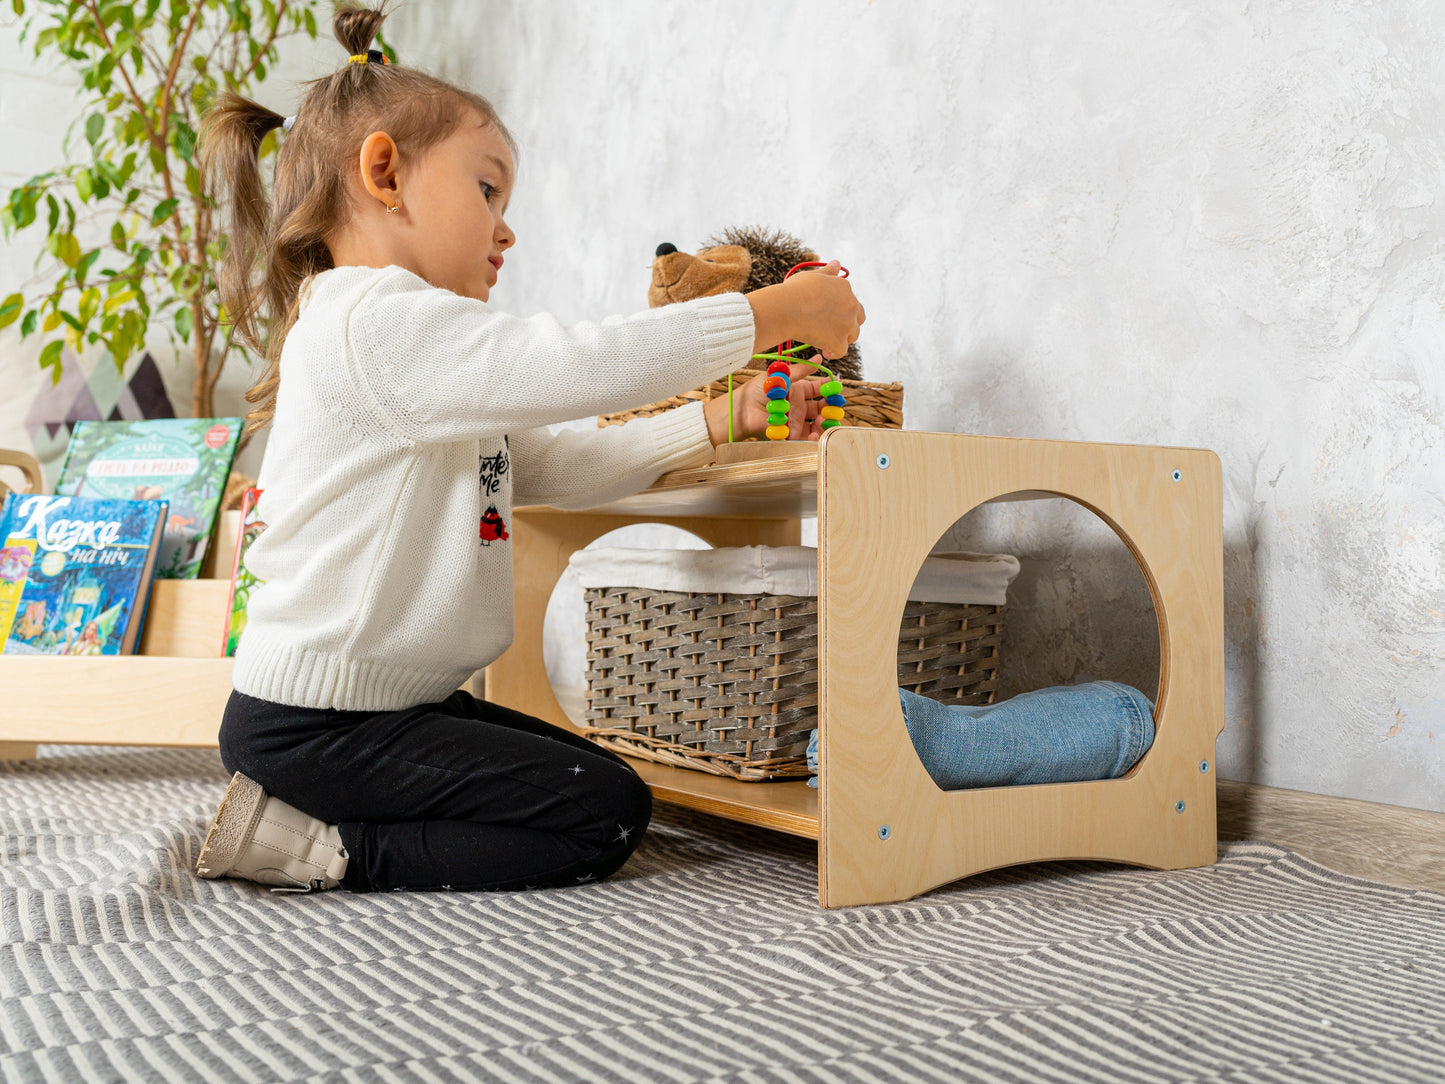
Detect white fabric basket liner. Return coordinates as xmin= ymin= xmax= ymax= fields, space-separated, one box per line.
xmin=568 ymin=546 xmax=1020 ymax=606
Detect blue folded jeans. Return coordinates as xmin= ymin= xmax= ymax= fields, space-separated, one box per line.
xmin=806 ymin=681 xmax=1155 ymax=789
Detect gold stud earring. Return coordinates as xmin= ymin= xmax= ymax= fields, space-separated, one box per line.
xmin=386 ymin=199 xmax=401 ymax=214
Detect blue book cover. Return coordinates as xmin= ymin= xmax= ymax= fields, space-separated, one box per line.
xmin=55 ymin=417 xmax=243 ymax=581
xmin=0 ymin=493 xmax=168 ymax=656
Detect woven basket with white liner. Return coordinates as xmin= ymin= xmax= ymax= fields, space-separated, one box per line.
xmin=571 ymin=545 xmax=1020 ymax=781
xmin=596 ymin=369 xmax=904 ymax=433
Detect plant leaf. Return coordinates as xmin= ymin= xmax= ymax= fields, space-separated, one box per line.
xmin=150 ymin=198 xmax=179 ymax=226
xmin=39 ymin=339 xmax=64 ymax=375
xmin=78 ymin=287 xmax=101 ymax=325
xmin=55 ymin=233 xmax=82 ymax=267
xmin=85 ymin=113 xmax=104 ymax=145
xmin=173 ymin=121 xmax=197 ymax=162
xmin=104 ymin=289 xmax=138 ymax=313
xmin=0 ymin=293 xmax=23 ymax=329
xmin=77 ymin=248 xmax=103 ymax=284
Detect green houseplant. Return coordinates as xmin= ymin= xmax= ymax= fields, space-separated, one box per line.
xmin=0 ymin=0 xmax=328 ymax=422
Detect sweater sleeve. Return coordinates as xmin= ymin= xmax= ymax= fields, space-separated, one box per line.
xmin=345 ymin=268 xmax=755 ymax=444
xmin=509 ymin=400 xmax=715 ymax=511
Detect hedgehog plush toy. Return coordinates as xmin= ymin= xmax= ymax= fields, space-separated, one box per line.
xmin=648 ymin=226 xmax=864 ymax=382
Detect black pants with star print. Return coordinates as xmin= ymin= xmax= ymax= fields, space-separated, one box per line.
xmin=219 ymin=689 xmax=652 ymax=893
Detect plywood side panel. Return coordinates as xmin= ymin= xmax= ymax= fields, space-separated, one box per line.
xmin=818 ymin=429 xmax=1224 ymax=907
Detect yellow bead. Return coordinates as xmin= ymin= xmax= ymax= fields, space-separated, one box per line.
xmin=820 ymin=405 xmax=845 ymax=421
xmin=765 ymin=425 xmax=790 ymax=441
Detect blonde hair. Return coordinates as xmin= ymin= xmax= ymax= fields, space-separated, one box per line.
xmin=198 ymin=1 xmax=516 ymax=434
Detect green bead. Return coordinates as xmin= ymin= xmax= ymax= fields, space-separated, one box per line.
xmin=820 ymin=418 xmax=841 ymax=430
xmin=767 ymin=401 xmax=790 ymax=416
xmin=820 ymin=380 xmax=844 ymax=397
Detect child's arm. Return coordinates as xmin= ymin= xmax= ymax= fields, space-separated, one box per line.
xmin=511 ymin=357 xmax=833 ymax=509
xmin=345 ymin=263 xmax=861 ymax=446
xmin=509 ymin=402 xmax=714 ymax=511
xmin=348 ymin=271 xmax=754 ymax=444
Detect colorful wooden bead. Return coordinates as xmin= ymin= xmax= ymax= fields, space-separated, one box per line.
xmin=820 ymin=405 xmax=845 ymax=421
xmin=825 ymin=393 xmax=847 ymax=407
xmin=766 ymin=424 xmax=790 ymax=441
xmin=767 ymin=361 xmax=790 ymax=376
xmin=764 ymin=375 xmax=789 ymax=393
xmin=820 ymin=418 xmax=841 ymax=430
xmin=767 ymin=400 xmax=790 ymax=417
xmin=766 ymin=385 xmax=789 ymax=401
xmin=820 ymin=380 xmax=843 ymax=397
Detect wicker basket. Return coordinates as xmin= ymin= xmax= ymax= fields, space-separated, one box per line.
xmin=597 ymin=369 xmax=904 ymax=433
xmin=578 ymin=554 xmax=1010 ymax=781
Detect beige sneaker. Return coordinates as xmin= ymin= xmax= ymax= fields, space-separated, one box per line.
xmin=196 ymin=772 xmax=349 ymax=893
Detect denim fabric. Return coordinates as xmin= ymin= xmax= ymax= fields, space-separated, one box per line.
xmin=806 ymin=681 xmax=1154 ymax=790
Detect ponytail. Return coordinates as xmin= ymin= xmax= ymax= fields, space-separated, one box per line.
xmin=198 ymin=94 xmax=284 ymax=356
xmin=333 ymin=3 xmax=388 ymax=59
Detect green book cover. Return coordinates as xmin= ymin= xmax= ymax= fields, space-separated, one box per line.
xmin=56 ymin=418 xmax=243 ymax=580
xmin=223 ymin=487 xmax=266 ymax=657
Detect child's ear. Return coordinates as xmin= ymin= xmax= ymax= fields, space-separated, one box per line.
xmin=358 ymin=131 xmax=402 ymax=208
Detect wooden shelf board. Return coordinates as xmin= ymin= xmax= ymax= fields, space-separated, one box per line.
xmin=521 ymin=450 xmax=821 ymax=519
xmin=138 ymin=579 xmax=234 ymax=657
xmin=626 ymin=758 xmax=820 ymax=839
xmin=0 ymin=656 xmax=233 ymax=746
xmin=712 ymin=441 xmax=822 ymax=466
xmin=518 ymin=436 xmax=1066 ymax=520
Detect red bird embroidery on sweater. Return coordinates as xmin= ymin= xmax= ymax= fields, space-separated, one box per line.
xmin=479 ymin=504 xmax=509 ymax=544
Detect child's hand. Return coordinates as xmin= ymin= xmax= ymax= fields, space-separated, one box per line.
xmin=746 ymin=260 xmax=865 ymax=360
xmin=703 ymin=363 xmax=828 ymax=446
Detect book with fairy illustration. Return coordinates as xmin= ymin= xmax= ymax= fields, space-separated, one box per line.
xmin=55 ymin=418 xmax=243 ymax=580
xmin=223 ymin=487 xmax=266 ymax=657
xmin=0 ymin=493 xmax=168 ymax=656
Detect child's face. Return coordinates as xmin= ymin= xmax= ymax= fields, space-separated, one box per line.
xmin=397 ymin=114 xmax=516 ymax=302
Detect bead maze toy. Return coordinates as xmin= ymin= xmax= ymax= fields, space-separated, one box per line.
xmin=717 ymin=261 xmax=854 ymax=465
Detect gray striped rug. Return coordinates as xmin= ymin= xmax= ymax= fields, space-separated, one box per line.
xmin=2 ymin=745 xmax=1443 ymax=1083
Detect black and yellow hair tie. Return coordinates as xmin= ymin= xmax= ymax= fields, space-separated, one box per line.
xmin=348 ymin=49 xmax=390 ymax=65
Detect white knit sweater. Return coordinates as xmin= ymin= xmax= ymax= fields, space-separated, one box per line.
xmin=233 ymin=263 xmax=755 ymax=710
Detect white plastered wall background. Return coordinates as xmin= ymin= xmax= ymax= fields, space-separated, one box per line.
xmin=2 ymin=2 xmax=1441 ymax=810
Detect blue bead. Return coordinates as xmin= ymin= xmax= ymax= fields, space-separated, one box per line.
xmin=825 ymin=394 xmax=847 ymax=407
xmin=766 ymin=386 xmax=789 ymax=401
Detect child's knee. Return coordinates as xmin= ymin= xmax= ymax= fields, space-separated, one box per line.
xmin=588 ymin=763 xmax=652 ymax=859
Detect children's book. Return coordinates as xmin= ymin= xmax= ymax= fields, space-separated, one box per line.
xmin=55 ymin=417 xmax=243 ymax=581
xmin=0 ymin=493 xmax=168 ymax=656
xmin=223 ymin=487 xmax=266 ymax=657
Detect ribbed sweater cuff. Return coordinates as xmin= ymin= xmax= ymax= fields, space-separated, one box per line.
xmin=233 ymin=637 xmax=471 ymax=711
xmin=640 ymin=399 xmax=715 ymax=472
xmin=687 ymin=292 xmax=756 ymax=376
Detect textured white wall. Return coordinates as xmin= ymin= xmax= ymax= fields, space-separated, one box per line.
xmin=3 ymin=2 xmax=1441 ymax=810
